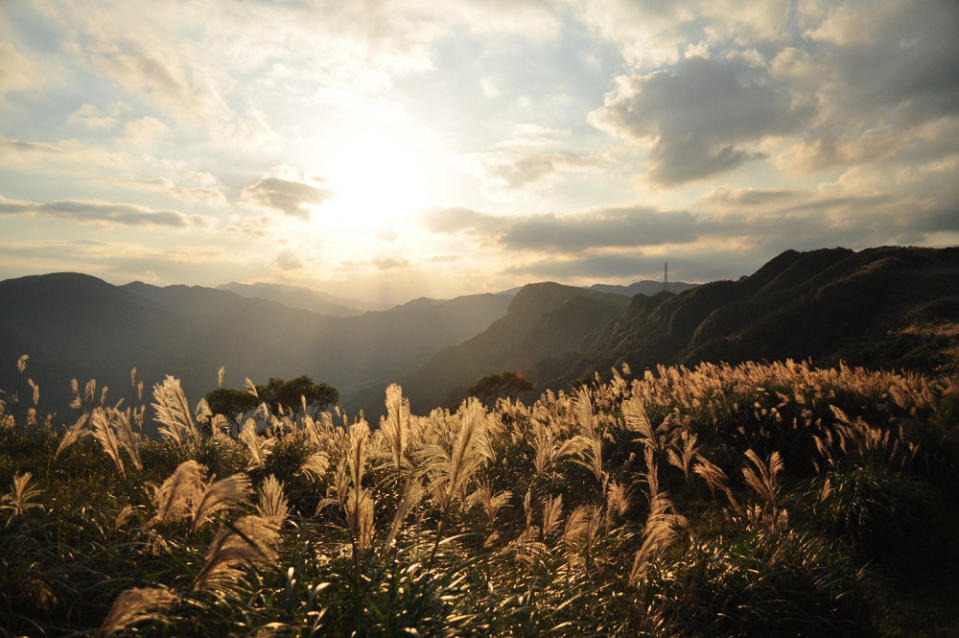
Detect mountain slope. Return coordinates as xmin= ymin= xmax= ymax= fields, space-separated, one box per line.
xmin=538 ymin=246 xmax=959 ymax=389
xmin=351 ymin=283 xmax=630 ymax=414
xmin=0 ymin=274 xmax=511 ymax=416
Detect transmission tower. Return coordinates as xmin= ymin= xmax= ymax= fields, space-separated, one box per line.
xmin=663 ymin=261 xmax=669 ymax=293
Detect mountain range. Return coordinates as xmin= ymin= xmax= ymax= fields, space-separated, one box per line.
xmin=216 ymin=281 xmax=390 ymax=317
xmin=0 ymin=276 xmax=510 ymax=418
xmin=354 ymin=246 xmax=959 ymax=415
xmin=1 ymin=246 xmax=956 ymax=422
xmin=535 ymin=245 xmax=959 ymax=391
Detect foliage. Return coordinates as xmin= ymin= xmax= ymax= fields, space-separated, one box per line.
xmin=468 ymin=371 xmax=534 ymax=402
xmin=0 ymin=359 xmax=958 ymax=636
xmin=206 ymin=375 xmax=338 ymax=417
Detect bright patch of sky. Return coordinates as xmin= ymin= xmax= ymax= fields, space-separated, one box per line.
xmin=1 ymin=0 xmax=957 ymax=304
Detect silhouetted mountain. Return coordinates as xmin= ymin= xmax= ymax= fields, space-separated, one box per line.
xmin=217 ymin=281 xmax=388 ymax=316
xmin=589 ymin=279 xmax=697 ymax=296
xmin=349 ymin=283 xmax=629 ymax=415
xmin=0 ymin=274 xmax=510 ymax=419
xmin=5 ymin=247 xmax=956 ymax=424
xmin=536 ymin=246 xmax=959 ymax=389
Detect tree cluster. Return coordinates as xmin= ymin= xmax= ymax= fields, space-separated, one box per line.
xmin=205 ymin=375 xmax=338 ymax=417
xmin=467 ymin=371 xmax=534 ymax=402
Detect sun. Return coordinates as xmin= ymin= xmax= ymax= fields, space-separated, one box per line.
xmin=323 ymin=129 xmax=429 ymax=231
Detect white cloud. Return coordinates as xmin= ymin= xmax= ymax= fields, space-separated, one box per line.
xmin=0 ymin=134 xmax=134 ymax=169
xmin=240 ymin=177 xmax=333 ymax=218
xmin=111 ymin=174 xmax=227 ymax=206
xmin=68 ymin=104 xmax=119 ymax=129
xmin=273 ymin=248 xmax=304 ymax=272
xmin=123 ymin=116 xmax=168 ymax=145
xmin=0 ymin=42 xmax=42 ymax=102
xmin=572 ymin=0 xmax=790 ymax=70
xmin=481 ymin=76 xmax=500 ymax=98
xmin=468 ymin=125 xmax=607 ymax=189
xmin=0 ymin=238 xmax=265 ymax=286
xmin=0 ymin=193 xmax=209 ymax=228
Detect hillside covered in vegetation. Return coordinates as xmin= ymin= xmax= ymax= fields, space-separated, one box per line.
xmin=2 ymin=359 xmax=958 ymax=636
xmin=364 ymin=246 xmax=959 ymax=415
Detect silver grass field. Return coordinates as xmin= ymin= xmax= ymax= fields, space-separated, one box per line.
xmin=1 ymin=359 xmax=959 ymax=636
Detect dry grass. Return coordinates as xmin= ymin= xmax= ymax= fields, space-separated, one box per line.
xmin=3 ymin=358 xmax=958 ymax=636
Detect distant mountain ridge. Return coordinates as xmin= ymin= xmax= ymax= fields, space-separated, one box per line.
xmin=2 ymin=247 xmax=956 ymax=424
xmin=496 ymin=279 xmax=698 ymax=298
xmin=589 ymin=280 xmax=696 ymax=296
xmin=217 ymin=281 xmax=389 ymax=316
xmin=0 ymin=274 xmax=511 ymax=418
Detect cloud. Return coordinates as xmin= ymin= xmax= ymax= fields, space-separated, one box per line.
xmin=572 ymin=0 xmax=790 ymax=69
xmin=578 ymin=0 xmax=958 ymax=186
xmin=423 ymin=206 xmax=702 ymax=251
xmin=589 ymin=57 xmax=814 ymax=185
xmin=273 ymin=249 xmax=304 ymax=271
xmin=0 ymin=42 xmax=42 ymax=100
xmin=420 ymin=207 xmax=502 ymax=234
xmin=502 ymin=207 xmax=699 ymax=251
xmin=71 ymin=34 xmax=233 ymax=129
xmin=0 ymin=238 xmax=265 ymax=286
xmin=337 ymin=256 xmax=411 ymax=273
xmin=68 ymin=104 xmax=119 ymax=129
xmin=501 ymin=246 xmax=780 ymax=283
xmin=112 ymin=176 xmax=227 ymax=206
xmin=780 ymin=0 xmax=959 ymax=173
xmin=0 ymin=193 xmax=207 ymax=228
xmin=240 ymin=177 xmax=333 ymax=218
xmin=699 ymin=186 xmax=801 ymax=208
xmin=0 ymin=135 xmax=129 ymax=168
xmin=481 ymin=151 xmax=606 ymax=189
xmin=123 ymin=116 xmax=168 ymax=145
xmin=376 ymin=228 xmax=399 ymax=242
xmin=468 ymin=125 xmax=605 ymax=189
xmin=373 ymin=257 xmax=410 ymax=270
xmin=422 ymin=185 xmax=956 ymax=265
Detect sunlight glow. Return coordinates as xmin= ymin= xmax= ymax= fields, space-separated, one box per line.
xmin=323 ymin=130 xmax=429 ymax=230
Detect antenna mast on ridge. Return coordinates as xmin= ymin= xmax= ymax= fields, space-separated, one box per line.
xmin=664 ymin=261 xmax=669 ymax=293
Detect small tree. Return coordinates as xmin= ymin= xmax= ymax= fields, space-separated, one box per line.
xmin=205 ymin=388 xmax=259 ymax=416
xmin=205 ymin=375 xmax=338 ymax=418
xmin=468 ymin=371 xmax=534 ymax=404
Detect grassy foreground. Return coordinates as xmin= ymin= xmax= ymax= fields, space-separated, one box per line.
xmin=2 ymin=360 xmax=959 ymax=637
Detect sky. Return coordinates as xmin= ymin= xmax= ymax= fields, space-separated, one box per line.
xmin=1 ymin=0 xmax=957 ymax=304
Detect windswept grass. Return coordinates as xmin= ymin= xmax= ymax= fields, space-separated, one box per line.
xmin=1 ymin=358 xmax=958 ymax=636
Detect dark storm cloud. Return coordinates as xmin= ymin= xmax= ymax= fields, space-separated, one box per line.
xmin=589 ymin=57 xmax=815 ymax=185
xmin=240 ymin=177 xmax=332 ymax=218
